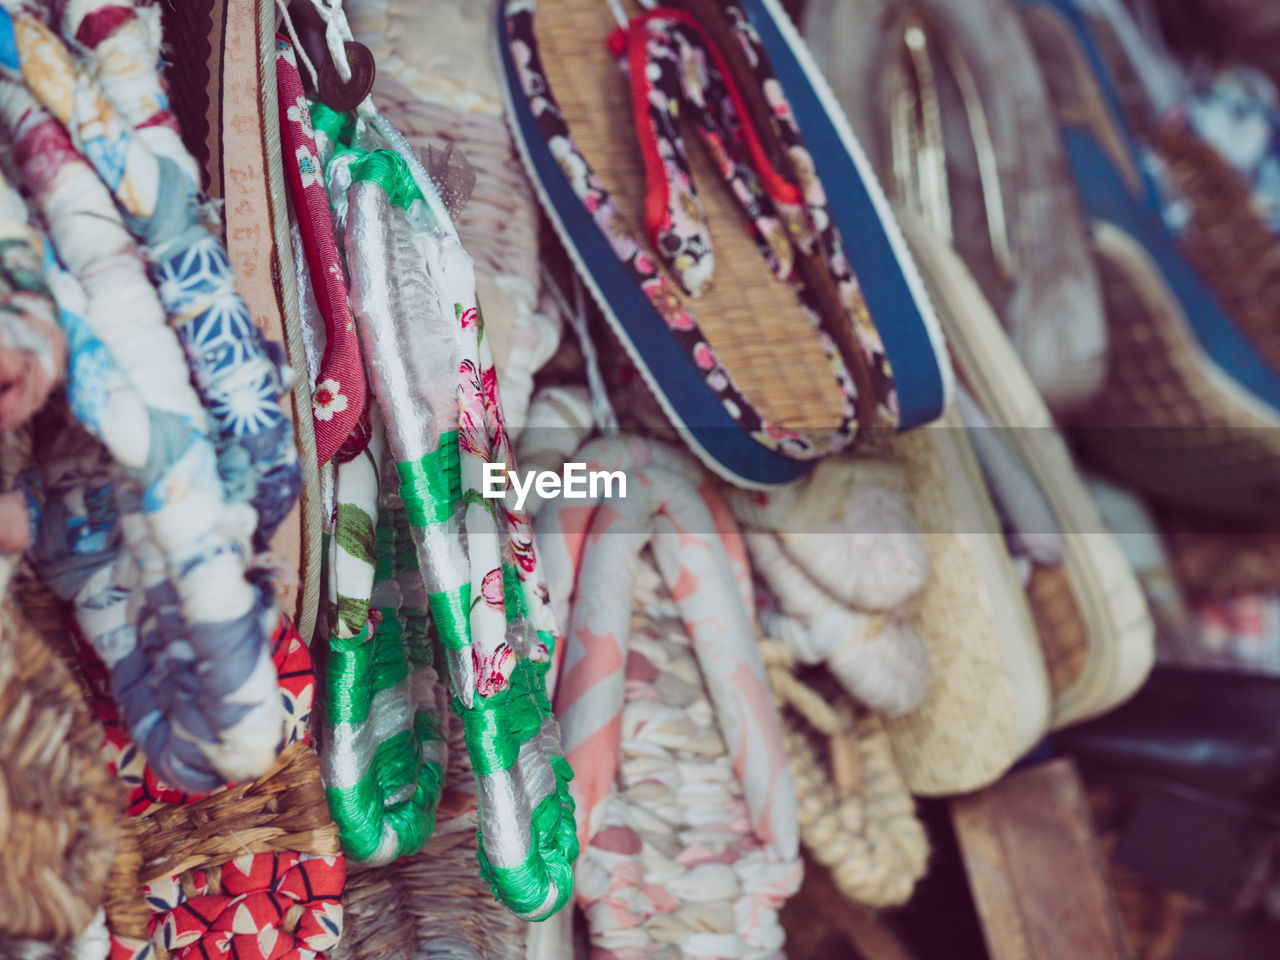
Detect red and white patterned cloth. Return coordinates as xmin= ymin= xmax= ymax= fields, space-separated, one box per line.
xmin=275 ymin=35 xmax=367 ymax=465
xmin=81 ymin=616 xmax=345 ymax=960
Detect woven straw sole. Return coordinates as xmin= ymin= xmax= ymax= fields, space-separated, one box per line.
xmin=882 ymin=409 xmax=1049 ymax=796
xmin=333 ymin=698 xmax=526 ymax=960
xmin=899 ymin=211 xmax=1153 ymax=729
xmin=531 ymin=0 xmax=846 ymax=434
xmin=1021 ymin=0 xmax=1280 ymax=517
xmin=0 ymin=604 xmax=124 ymax=943
xmin=1085 ymin=224 xmax=1280 ymax=515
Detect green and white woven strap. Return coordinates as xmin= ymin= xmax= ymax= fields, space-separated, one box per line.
xmin=320 ymin=414 xmax=447 ymax=865
xmin=320 ymin=115 xmax=575 ymax=918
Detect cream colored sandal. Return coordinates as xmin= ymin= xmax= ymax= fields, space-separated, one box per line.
xmin=898 ymin=210 xmax=1154 ymax=730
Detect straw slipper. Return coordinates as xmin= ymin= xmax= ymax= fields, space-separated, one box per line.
xmin=726 ymin=430 xmax=1047 ymax=794
xmin=1014 ymin=0 xmax=1280 ymax=518
xmin=801 ymin=0 xmax=1107 ymax=414
xmin=898 ymin=210 xmax=1154 ymax=730
xmin=498 ymin=0 xmax=950 ymax=488
xmin=162 ymin=0 xmax=324 ymax=639
xmin=864 ymin=421 xmax=1051 ymax=795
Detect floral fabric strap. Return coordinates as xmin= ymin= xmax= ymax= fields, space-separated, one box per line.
xmin=328 ymin=125 xmax=575 ymax=919
xmin=79 ymin=615 xmax=317 ymax=816
xmin=1 ymin=9 xmax=302 ymax=547
xmin=0 ymin=170 xmax=64 ymax=432
xmin=609 ymin=9 xmax=808 ymax=296
xmin=276 ymin=35 xmax=366 ymax=465
xmin=141 ymin=852 xmax=345 ymax=960
xmin=721 ymin=0 xmax=900 ymax=429
xmin=535 ymin=436 xmax=801 ymax=954
xmin=90 ymin=620 xmax=346 ymax=960
xmin=537 ymin=435 xmax=798 ymax=858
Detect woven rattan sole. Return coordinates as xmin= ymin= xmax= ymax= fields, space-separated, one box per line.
xmin=0 ymin=605 xmax=123 ymax=943
xmin=881 ymin=411 xmax=1050 ymax=796
xmin=527 ymin=0 xmax=847 ymax=433
xmin=1082 ymin=223 xmax=1280 ymax=516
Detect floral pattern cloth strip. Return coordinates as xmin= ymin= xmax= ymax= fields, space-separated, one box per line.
xmin=138 ymin=853 xmax=345 ymax=960
xmin=1 ymin=75 xmax=286 ymax=792
xmin=503 ymin=0 xmax=879 ymax=460
xmin=721 ymin=0 xmax=900 ymax=430
xmin=1150 ymin=66 xmax=1280 ymax=237
xmin=319 ymin=441 xmax=449 ymax=866
xmin=1 ymin=9 xmax=301 ymax=547
xmin=78 ymin=615 xmax=316 ymax=817
xmin=276 ymin=36 xmax=366 ymax=465
xmin=323 ymin=117 xmax=575 ymax=918
xmin=610 ymin=9 xmax=809 ymax=296
xmin=90 ymin=615 xmax=346 ymax=960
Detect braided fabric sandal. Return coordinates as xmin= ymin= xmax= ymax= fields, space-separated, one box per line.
xmin=318 ymin=427 xmax=450 ymax=865
xmin=274 ymin=36 xmax=450 ymax=867
xmin=72 ymin=616 xmax=346 ymax=960
xmin=1 ymin=86 xmax=288 ymax=790
xmin=313 ymin=98 xmax=575 ymax=917
xmin=538 ymin=436 xmax=801 ymax=956
xmin=276 ymin=38 xmax=367 ymax=466
xmin=3 ymin=7 xmax=301 ymax=543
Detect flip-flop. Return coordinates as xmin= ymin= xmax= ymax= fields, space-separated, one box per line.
xmin=1016 ymin=0 xmax=1280 ymax=517
xmin=498 ymin=0 xmax=950 ymax=488
xmin=802 ymin=0 xmax=1107 ymax=414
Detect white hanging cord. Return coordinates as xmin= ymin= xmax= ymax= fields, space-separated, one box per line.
xmin=307 ymin=0 xmax=355 ymax=83
xmin=605 ymin=0 xmax=629 ymax=29
xmin=275 ymin=0 xmax=320 ymax=90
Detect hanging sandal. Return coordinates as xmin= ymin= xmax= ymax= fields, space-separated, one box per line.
xmin=499 ymin=0 xmax=950 ymax=488
xmin=320 ymin=105 xmax=575 ymax=918
xmin=802 ymin=0 xmax=1108 ymax=413
xmin=536 ymin=435 xmax=801 ymax=956
xmin=1 ymin=78 xmax=288 ymax=791
xmin=1015 ymin=0 xmax=1280 ymax=517
xmin=897 ymin=211 xmax=1154 ymax=729
xmin=159 ymin=0 xmax=324 ymax=638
